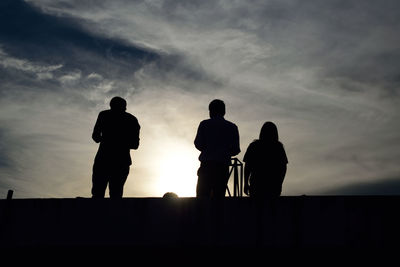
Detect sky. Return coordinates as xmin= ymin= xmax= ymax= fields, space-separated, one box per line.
xmin=0 ymin=0 xmax=400 ymax=198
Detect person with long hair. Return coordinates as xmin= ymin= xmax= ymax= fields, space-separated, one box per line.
xmin=243 ymin=121 xmax=288 ymax=198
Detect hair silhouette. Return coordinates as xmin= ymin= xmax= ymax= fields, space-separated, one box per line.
xmin=208 ymin=99 xmax=226 ymax=118
xmin=259 ymin=121 xmax=279 ymax=142
xmin=243 ymin=121 xmax=288 ymax=198
xmin=110 ymin=96 xmax=127 ymax=112
xmin=163 ymin=192 xmax=179 ymax=198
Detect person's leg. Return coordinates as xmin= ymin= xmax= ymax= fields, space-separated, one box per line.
xmin=91 ymin=162 xmax=108 ymax=198
xmin=213 ymin=163 xmax=230 ymax=198
xmin=109 ymin=165 xmax=129 ymax=199
xmin=196 ymin=162 xmax=212 ymax=197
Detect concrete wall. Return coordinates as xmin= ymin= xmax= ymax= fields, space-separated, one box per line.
xmin=1 ymin=196 xmax=400 ymax=248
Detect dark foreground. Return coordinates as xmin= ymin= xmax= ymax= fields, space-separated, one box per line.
xmin=1 ymin=196 xmax=399 ymax=262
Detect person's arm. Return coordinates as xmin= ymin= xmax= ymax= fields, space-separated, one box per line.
xmin=244 ymin=162 xmax=251 ymax=196
xmin=230 ymin=125 xmax=241 ymax=156
xmin=130 ymin=117 xmax=141 ymax=150
xmin=278 ymin=165 xmax=287 ymax=183
xmin=92 ymin=113 xmax=103 ymax=143
xmin=194 ymin=122 xmax=205 ymax=151
xmin=277 ymin=143 xmax=288 ymax=183
xmin=243 ymin=144 xmax=252 ymax=196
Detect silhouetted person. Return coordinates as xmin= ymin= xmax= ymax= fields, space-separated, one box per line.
xmin=91 ymin=96 xmax=140 ymax=198
xmin=243 ymin=121 xmax=288 ymax=198
xmin=194 ymin=99 xmax=240 ymax=197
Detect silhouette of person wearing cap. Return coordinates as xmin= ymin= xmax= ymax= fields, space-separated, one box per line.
xmin=91 ymin=96 xmax=140 ymax=198
xmin=194 ymin=99 xmax=240 ymax=197
xmin=243 ymin=121 xmax=288 ymax=198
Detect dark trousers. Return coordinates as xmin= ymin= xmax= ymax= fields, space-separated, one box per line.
xmin=250 ymin=183 xmax=282 ymax=198
xmin=91 ymin=161 xmax=130 ymax=198
xmin=196 ymin=161 xmax=230 ymax=198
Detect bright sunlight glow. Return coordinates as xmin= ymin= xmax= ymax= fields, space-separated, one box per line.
xmin=155 ymin=141 xmax=199 ymax=197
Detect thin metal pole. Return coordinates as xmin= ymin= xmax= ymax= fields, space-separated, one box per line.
xmin=227 ymin=158 xmax=244 ymax=197
xmin=240 ymin=163 xmax=243 ymax=197
xmin=234 ymin=159 xmax=238 ymax=197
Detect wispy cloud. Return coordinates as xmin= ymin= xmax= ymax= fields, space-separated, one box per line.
xmin=0 ymin=47 xmax=63 ymax=78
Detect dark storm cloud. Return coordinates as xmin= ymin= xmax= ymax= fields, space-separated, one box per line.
xmin=0 ymin=0 xmax=219 ymax=103
xmin=28 ymin=0 xmax=400 ymax=96
xmin=0 ymin=0 xmax=160 ymax=102
xmin=0 ymin=0 xmax=158 ymax=76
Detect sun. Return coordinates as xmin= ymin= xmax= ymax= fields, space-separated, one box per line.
xmin=156 ymin=143 xmax=199 ymax=197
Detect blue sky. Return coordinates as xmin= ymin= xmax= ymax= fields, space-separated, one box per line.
xmin=1 ymin=0 xmax=400 ymax=198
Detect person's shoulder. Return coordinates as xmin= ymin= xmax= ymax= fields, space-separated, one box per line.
xmin=223 ymin=118 xmax=238 ymax=128
xmin=252 ymin=139 xmax=261 ymax=145
xmin=98 ymin=109 xmax=110 ymax=117
xmin=199 ymin=119 xmax=211 ymax=126
xmin=244 ymin=140 xmax=258 ymax=153
xmin=278 ymin=141 xmax=287 ymax=156
xmin=125 ymin=112 xmax=137 ymax=119
xmin=271 ymin=141 xmax=287 ymax=155
xmin=277 ymin=141 xmax=285 ymax=149
xmin=125 ymin=112 xmax=140 ymax=123
xmin=248 ymin=139 xmax=261 ymax=148
xmin=244 ymin=140 xmax=259 ymax=160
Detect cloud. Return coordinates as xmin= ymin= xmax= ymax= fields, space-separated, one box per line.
xmin=323 ymin=176 xmax=400 ymax=196
xmin=0 ymin=47 xmax=63 ymax=75
xmin=0 ymin=0 xmax=161 ymax=98
xmin=29 ymin=0 xmax=400 ymax=103
xmin=0 ymin=0 xmax=222 ymax=198
xmin=58 ymin=70 xmax=82 ymax=85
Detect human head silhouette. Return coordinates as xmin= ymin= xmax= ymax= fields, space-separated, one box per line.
xmin=163 ymin=192 xmax=179 ymax=198
xmin=110 ymin=96 xmax=127 ymax=112
xmin=209 ymin=99 xmax=225 ymax=118
xmin=259 ymin=121 xmax=279 ymax=142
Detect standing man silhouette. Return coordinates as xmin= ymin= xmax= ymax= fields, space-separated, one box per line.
xmin=91 ymin=96 xmax=140 ymax=198
xmin=194 ymin=99 xmax=240 ymax=197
